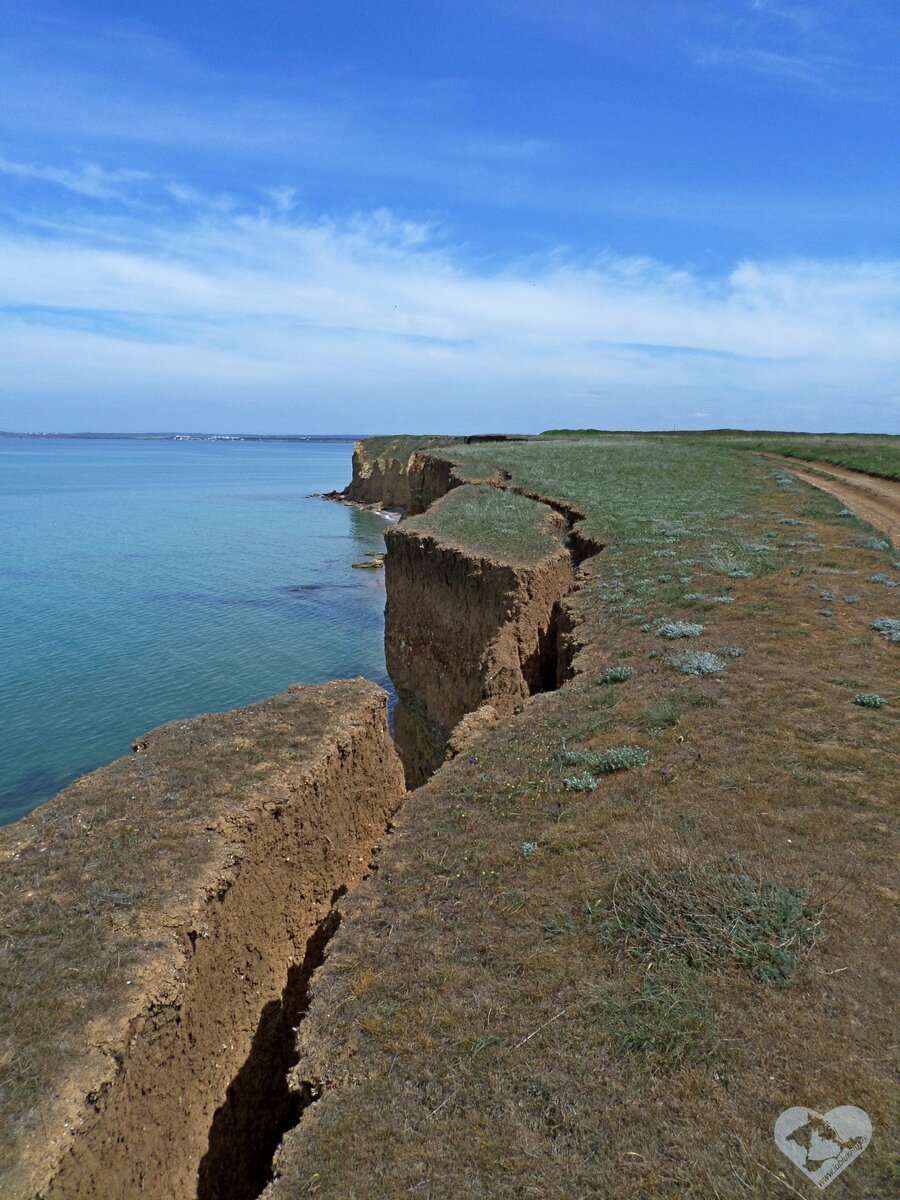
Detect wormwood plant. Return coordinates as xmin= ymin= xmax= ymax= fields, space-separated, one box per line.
xmin=605 ymin=864 xmax=818 ymax=984
xmin=559 ymin=745 xmax=649 ymax=774
xmin=871 ymin=617 xmax=900 ymax=643
xmin=656 ymin=620 xmax=704 ymax=639
xmin=868 ymin=574 xmax=899 ymax=587
xmin=563 ymin=771 xmax=598 ymax=792
xmin=859 ymin=535 xmax=891 ymax=552
xmin=598 ymin=665 xmax=634 ymax=684
xmin=671 ymin=650 xmax=726 ymax=676
xmin=853 ymin=693 xmax=886 ymax=709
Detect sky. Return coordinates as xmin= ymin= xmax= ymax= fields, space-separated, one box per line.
xmin=0 ymin=1 xmax=898 ymax=434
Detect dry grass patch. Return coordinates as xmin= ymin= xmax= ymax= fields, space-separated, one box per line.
xmin=256 ymin=444 xmax=898 ymax=1198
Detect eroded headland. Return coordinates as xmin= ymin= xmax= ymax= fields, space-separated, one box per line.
xmin=2 ymin=431 xmax=898 ymax=1199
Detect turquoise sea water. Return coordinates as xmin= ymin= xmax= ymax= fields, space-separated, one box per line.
xmin=0 ymin=438 xmax=391 ymax=825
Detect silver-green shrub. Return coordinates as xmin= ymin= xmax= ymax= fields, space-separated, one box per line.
xmin=672 ymin=650 xmax=726 ymax=676
xmin=656 ymin=621 xmax=704 ymax=639
xmin=599 ymin=665 xmax=634 ymax=684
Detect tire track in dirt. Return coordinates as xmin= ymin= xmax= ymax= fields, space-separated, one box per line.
xmin=763 ymin=454 xmax=900 ymax=544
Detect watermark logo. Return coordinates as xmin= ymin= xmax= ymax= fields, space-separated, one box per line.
xmin=775 ymin=1106 xmax=871 ymax=1190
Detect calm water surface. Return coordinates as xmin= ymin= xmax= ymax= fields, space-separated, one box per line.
xmin=0 ymin=438 xmax=390 ymax=824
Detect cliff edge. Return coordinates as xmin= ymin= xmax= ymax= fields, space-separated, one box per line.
xmin=0 ymin=680 xmax=405 ymax=1200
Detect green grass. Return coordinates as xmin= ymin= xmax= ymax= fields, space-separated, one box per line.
xmin=698 ymin=432 xmax=899 ymax=480
xmin=356 ymin=434 xmax=460 ymax=460
xmin=538 ymin=430 xmax=900 ymax=480
xmin=605 ymin=863 xmax=818 ymax=984
xmin=597 ymin=959 xmax=718 ymax=1066
xmin=442 ymin=435 xmax=766 ymax=551
xmin=404 ymin=484 xmax=563 ymax=562
xmin=638 ymin=696 xmax=682 ymax=730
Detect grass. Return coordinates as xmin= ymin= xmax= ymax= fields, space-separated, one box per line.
xmin=10 ymin=430 xmax=899 ymax=1198
xmin=403 ymin=483 xmax=563 ymax=562
xmin=263 ymin=431 xmax=898 ymax=1199
xmin=354 ymin=433 xmax=461 ymax=461
xmin=537 ymin=429 xmax=900 ymax=480
xmin=605 ymin=862 xmax=818 ymax=983
xmin=638 ymin=696 xmax=681 ymax=730
xmin=597 ymin=959 xmax=717 ymax=1066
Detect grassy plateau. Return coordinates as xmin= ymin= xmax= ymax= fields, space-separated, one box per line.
xmin=264 ymin=432 xmax=899 ymax=1199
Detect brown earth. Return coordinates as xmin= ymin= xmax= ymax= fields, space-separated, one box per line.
xmin=0 ymin=681 xmax=404 ymax=1200
xmin=6 ymin=438 xmax=896 ymax=1198
xmin=384 ymin=490 xmax=578 ymax=786
xmin=257 ymin=444 xmax=898 ymax=1199
xmin=765 ymin=453 xmax=900 ymax=543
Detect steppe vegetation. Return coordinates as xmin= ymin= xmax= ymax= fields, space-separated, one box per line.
xmin=540 ymin=429 xmax=900 ymax=479
xmin=404 ymin=483 xmax=561 ymax=563
xmin=266 ymin=433 xmax=898 ymax=1199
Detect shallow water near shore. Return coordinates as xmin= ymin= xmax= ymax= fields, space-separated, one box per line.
xmin=0 ymin=438 xmax=390 ymax=824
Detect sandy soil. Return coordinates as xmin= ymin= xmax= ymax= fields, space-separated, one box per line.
xmin=764 ymin=454 xmax=900 ymax=543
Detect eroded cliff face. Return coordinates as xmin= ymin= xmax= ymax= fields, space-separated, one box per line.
xmin=0 ymin=681 xmax=405 ymax=1200
xmin=343 ymin=442 xmax=418 ymax=509
xmin=339 ymin=439 xmax=602 ymax=786
xmin=384 ymin=503 xmax=575 ymax=786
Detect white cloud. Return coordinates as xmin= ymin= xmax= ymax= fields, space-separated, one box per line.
xmin=0 ymin=201 xmax=898 ymax=431
xmin=0 ymin=154 xmax=149 ymax=201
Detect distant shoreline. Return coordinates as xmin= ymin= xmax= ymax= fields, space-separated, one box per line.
xmin=0 ymin=431 xmax=363 ymax=443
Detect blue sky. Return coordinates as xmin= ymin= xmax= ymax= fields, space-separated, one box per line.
xmin=0 ymin=0 xmax=898 ymax=433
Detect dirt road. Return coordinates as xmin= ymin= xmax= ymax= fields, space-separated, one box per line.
xmin=764 ymin=454 xmax=900 ymax=544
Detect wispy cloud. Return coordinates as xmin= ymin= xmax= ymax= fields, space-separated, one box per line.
xmin=1 ymin=189 xmax=897 ymax=431
xmin=0 ymin=155 xmax=150 ymax=202
xmin=691 ymin=0 xmax=896 ymax=95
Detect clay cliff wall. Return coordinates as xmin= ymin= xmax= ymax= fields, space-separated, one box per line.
xmin=0 ymin=681 xmax=404 ymax=1200
xmin=383 ymin=502 xmax=574 ymax=783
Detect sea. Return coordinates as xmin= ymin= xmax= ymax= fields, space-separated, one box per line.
xmin=0 ymin=437 xmax=392 ymax=825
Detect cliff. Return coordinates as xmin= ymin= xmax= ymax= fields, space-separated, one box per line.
xmin=0 ymin=681 xmax=405 ymax=1200
xmin=341 ymin=436 xmax=461 ymax=509
xmin=384 ymin=485 xmax=576 ymax=783
xmin=341 ymin=435 xmax=530 ymax=513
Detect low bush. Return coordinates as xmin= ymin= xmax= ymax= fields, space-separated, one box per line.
xmin=559 ymin=745 xmax=650 ymax=774
xmin=598 ymin=665 xmax=634 ymax=684
xmin=853 ymin=693 xmax=886 ymax=709
xmin=871 ymin=617 xmax=900 ymax=643
xmin=562 ymin=771 xmax=598 ymax=792
xmin=656 ymin=620 xmax=704 ymax=639
xmin=671 ymin=650 xmax=726 ymax=676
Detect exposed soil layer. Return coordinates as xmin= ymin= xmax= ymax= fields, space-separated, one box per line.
xmin=764 ymin=453 xmax=900 ymax=543
xmin=0 ymin=681 xmax=405 ymax=1200
xmin=343 ymin=440 xmax=604 ymax=787
xmin=259 ymin=443 xmax=899 ymax=1199
xmin=385 ymin=494 xmax=576 ymax=784
xmin=342 ymin=436 xmax=527 ymax=511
